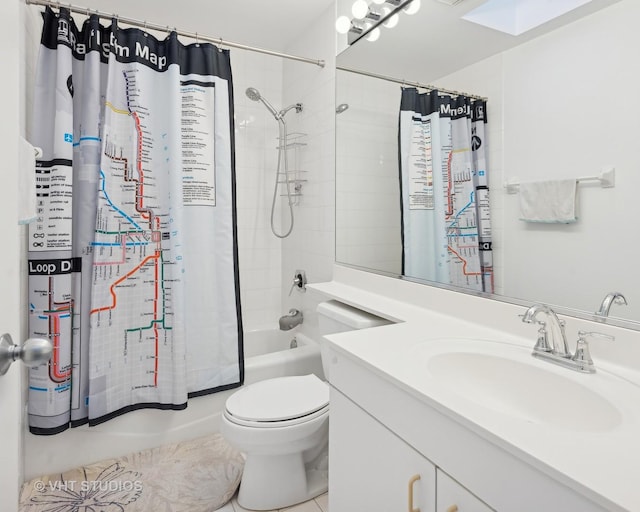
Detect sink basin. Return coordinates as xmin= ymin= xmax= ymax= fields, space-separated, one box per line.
xmin=413 ymin=339 xmax=623 ymax=432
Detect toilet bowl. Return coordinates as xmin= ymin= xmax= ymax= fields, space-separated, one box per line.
xmin=221 ymin=300 xmax=390 ymax=510
xmin=221 ymin=374 xmax=329 ymax=511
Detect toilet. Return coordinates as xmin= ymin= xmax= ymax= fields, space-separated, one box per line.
xmin=221 ymin=300 xmax=389 ymax=511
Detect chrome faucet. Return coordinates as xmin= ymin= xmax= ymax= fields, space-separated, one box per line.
xmin=595 ymin=292 xmax=627 ymax=318
xmin=521 ymin=303 xmax=570 ymax=357
xmin=279 ymin=309 xmax=303 ymax=331
xmin=520 ymin=304 xmax=614 ymax=373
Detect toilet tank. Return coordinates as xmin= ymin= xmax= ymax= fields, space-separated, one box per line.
xmin=316 ymin=300 xmax=391 ymax=380
xmin=317 ymin=300 xmax=390 ymax=334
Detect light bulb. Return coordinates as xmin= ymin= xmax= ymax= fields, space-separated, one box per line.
xmin=351 ymin=0 xmax=369 ymax=20
xmin=335 ymin=16 xmax=352 ymax=34
xmin=403 ymin=0 xmax=421 ymax=15
xmin=382 ymin=6 xmax=399 ymax=28
xmin=366 ymin=27 xmax=381 ymax=41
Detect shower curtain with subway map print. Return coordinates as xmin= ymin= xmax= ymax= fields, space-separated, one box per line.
xmin=27 ymin=7 xmax=243 ymax=434
xmin=399 ymin=87 xmax=493 ymax=293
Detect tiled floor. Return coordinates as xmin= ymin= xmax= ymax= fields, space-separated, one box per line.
xmin=217 ymin=492 xmax=328 ymax=512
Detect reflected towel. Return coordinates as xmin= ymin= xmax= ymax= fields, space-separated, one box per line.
xmin=518 ymin=179 xmax=577 ymax=223
xmin=18 ymin=137 xmax=37 ymax=225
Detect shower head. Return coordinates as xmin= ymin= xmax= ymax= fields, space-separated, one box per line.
xmin=245 ymin=87 xmax=279 ymax=119
xmin=336 ymin=103 xmax=349 ymax=114
xmin=245 ymin=87 xmax=261 ymax=101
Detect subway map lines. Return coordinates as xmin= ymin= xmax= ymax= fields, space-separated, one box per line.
xmin=444 ymin=147 xmax=485 ymax=290
xmin=89 ymin=68 xmax=178 ymax=395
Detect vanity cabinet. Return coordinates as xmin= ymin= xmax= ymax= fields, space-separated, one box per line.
xmin=326 ymin=342 xmax=609 ymax=512
xmin=330 ymin=388 xmax=494 ymax=512
xmin=329 ymin=388 xmax=436 ymax=511
xmin=436 ymin=470 xmax=493 ymax=512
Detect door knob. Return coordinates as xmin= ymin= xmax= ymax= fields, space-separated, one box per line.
xmin=0 ymin=333 xmax=53 ymax=376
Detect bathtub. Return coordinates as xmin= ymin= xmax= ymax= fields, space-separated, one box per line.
xmin=24 ymin=329 xmax=324 ymax=479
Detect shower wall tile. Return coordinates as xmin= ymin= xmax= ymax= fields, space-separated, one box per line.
xmin=281 ymin=3 xmax=337 ymax=316
xmin=334 ymin=70 xmax=402 ymax=275
xmin=232 ymin=50 xmax=285 ymax=331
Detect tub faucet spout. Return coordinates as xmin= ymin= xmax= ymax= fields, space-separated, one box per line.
xmin=279 ymin=309 xmax=303 ymax=331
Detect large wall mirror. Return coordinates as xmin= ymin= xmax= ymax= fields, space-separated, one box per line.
xmin=335 ymin=0 xmax=640 ymax=327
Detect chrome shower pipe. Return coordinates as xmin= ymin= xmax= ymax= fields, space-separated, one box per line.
xmin=245 ymin=87 xmax=302 ymax=238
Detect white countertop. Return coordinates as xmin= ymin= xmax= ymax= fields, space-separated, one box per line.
xmin=309 ymin=274 xmax=640 ymax=512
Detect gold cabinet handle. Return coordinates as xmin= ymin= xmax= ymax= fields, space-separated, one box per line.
xmin=408 ymin=474 xmax=421 ymax=512
xmin=446 ymin=506 xmax=459 ymax=512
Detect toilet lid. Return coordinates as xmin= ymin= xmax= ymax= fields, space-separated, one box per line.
xmin=225 ymin=374 xmax=329 ymax=423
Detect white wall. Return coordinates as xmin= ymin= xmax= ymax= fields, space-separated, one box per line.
xmin=336 ymin=0 xmax=640 ymax=316
xmin=437 ymin=0 xmax=640 ymax=316
xmin=233 ymin=51 xmax=285 ymax=330
xmin=335 ymin=71 xmax=403 ymax=274
xmin=501 ymin=0 xmax=640 ymax=318
xmin=281 ymin=3 xmax=337 ymax=317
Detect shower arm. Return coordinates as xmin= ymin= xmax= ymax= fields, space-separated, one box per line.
xmin=279 ymin=103 xmax=303 ymax=117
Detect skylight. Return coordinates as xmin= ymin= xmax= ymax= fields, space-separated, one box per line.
xmin=461 ymin=0 xmax=594 ymax=36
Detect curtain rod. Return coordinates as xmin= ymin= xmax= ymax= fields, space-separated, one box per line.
xmin=25 ymin=0 xmax=326 ymax=68
xmin=336 ymin=65 xmax=487 ymax=101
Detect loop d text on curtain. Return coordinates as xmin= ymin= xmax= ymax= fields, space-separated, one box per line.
xmin=27 ymin=6 xmax=243 ymax=435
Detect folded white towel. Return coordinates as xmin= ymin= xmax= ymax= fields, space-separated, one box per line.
xmin=18 ymin=137 xmax=38 ymax=225
xmin=519 ymin=179 xmax=577 ymax=223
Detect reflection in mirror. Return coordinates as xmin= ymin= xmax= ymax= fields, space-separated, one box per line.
xmin=335 ymin=0 xmax=640 ymax=326
xmin=398 ymin=87 xmax=492 ymax=293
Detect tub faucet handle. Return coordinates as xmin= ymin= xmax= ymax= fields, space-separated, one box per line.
xmin=288 ymin=269 xmax=307 ymax=296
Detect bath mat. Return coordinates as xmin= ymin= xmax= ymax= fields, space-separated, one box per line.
xmin=19 ymin=433 xmax=244 ymax=512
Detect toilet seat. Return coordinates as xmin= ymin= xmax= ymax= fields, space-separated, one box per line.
xmin=224 ymin=374 xmax=329 ymax=428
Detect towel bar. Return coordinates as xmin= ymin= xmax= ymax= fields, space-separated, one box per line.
xmin=504 ymin=167 xmax=615 ymax=194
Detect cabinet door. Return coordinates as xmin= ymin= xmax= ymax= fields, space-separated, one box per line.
xmin=437 ymin=470 xmax=494 ymax=512
xmin=330 ymin=387 xmax=436 ymax=512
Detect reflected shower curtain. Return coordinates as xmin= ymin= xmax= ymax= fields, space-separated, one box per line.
xmin=399 ymin=88 xmax=493 ymax=293
xmin=27 ymin=7 xmax=243 ymax=434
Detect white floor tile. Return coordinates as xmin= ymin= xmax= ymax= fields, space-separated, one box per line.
xmin=230 ymin=492 xmax=329 ymax=512
xmin=232 ymin=496 xmax=262 ymax=512
xmin=215 ymin=502 xmax=235 ymax=512
xmin=314 ymin=493 xmax=329 ymax=512
xmin=280 ymin=500 xmax=322 ymax=512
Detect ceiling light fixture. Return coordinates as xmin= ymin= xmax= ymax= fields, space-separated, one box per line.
xmin=366 ymin=26 xmax=381 ymax=41
xmin=382 ymin=6 xmax=400 ymax=28
xmin=335 ymin=15 xmax=352 ymax=34
xmin=336 ymin=0 xmax=420 ymax=44
xmin=403 ymin=0 xmax=421 ymax=15
xmin=352 ymin=0 xmax=370 ymax=19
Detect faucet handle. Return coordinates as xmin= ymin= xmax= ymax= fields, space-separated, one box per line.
xmin=532 ymin=321 xmax=552 ymax=353
xmin=577 ymin=330 xmax=615 ymax=342
xmin=288 ymin=270 xmax=307 ymax=296
xmin=572 ymin=330 xmax=615 ymax=368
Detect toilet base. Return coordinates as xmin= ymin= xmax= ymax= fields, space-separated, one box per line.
xmin=237 ymin=449 xmax=328 ymax=510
